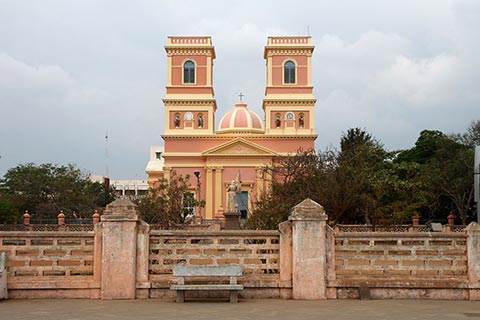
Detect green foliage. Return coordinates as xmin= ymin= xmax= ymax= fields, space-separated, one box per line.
xmin=456 ymin=120 xmax=480 ymax=147
xmin=0 ymin=196 xmax=17 ymax=223
xmin=396 ymin=130 xmax=446 ymax=164
xmin=396 ymin=128 xmax=475 ymax=224
xmin=0 ymin=163 xmax=115 ymax=220
xmin=249 ymin=122 xmax=477 ymax=230
xmin=134 ymin=171 xmax=196 ymax=228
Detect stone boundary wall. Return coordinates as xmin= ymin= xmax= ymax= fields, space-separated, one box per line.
xmin=0 ymin=231 xmax=99 ymax=299
xmin=0 ymin=198 xmax=479 ymax=300
xmin=146 ymin=230 xmax=282 ymax=299
xmin=330 ymin=231 xmax=470 ymax=299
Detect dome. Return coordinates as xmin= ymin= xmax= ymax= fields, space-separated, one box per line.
xmin=217 ymin=102 xmax=264 ymax=134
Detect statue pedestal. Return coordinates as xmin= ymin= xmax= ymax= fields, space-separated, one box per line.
xmin=223 ymin=211 xmax=240 ymax=230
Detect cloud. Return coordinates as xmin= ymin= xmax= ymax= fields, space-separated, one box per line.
xmin=0 ymin=53 xmax=73 ymax=107
xmin=0 ymin=53 xmax=113 ymax=112
xmin=1 ymin=0 xmax=479 ymax=179
xmin=0 ymin=54 xmax=117 ymax=174
xmin=314 ymin=27 xmax=478 ymax=150
xmin=368 ymin=54 xmax=458 ymax=106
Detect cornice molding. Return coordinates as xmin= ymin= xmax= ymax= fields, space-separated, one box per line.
xmin=163 ymin=99 xmax=217 ymax=107
xmin=165 ymin=48 xmax=214 ymax=56
xmin=265 ymin=48 xmax=313 ymax=57
xmin=161 ymin=134 xmax=318 ymax=140
xmin=262 ymin=99 xmax=317 ymax=107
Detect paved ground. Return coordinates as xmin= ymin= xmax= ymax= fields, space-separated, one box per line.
xmin=1 ymin=299 xmax=480 ymax=320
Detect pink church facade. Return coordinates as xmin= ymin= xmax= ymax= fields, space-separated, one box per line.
xmin=147 ymin=36 xmax=317 ymax=220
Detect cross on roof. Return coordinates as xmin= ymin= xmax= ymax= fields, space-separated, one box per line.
xmin=238 ymin=92 xmax=244 ymax=101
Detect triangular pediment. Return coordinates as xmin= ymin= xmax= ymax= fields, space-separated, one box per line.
xmin=203 ymin=138 xmax=277 ymax=157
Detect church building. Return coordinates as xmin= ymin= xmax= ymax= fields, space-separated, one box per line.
xmin=146 ymin=36 xmax=317 ymax=220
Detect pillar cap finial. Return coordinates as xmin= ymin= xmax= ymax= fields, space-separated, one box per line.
xmin=289 ymin=198 xmax=328 ymax=221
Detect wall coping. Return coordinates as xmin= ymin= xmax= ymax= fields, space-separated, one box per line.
xmin=0 ymin=231 xmax=93 ymax=237
xmin=335 ymin=232 xmax=467 ymax=238
xmin=150 ymin=230 xmax=280 ymax=236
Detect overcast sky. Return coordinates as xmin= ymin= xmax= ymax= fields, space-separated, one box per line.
xmin=0 ymin=0 xmax=479 ymax=179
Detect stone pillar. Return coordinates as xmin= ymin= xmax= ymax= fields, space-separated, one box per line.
xmin=100 ymin=199 xmax=139 ymax=299
xmin=57 ymin=211 xmax=65 ymax=225
xmin=412 ymin=214 xmax=420 ymax=226
xmin=23 ymin=211 xmax=30 ymax=225
xmin=448 ymin=213 xmax=455 ymax=226
xmin=288 ymin=198 xmax=328 ymax=299
xmin=466 ymin=222 xmax=480 ymax=300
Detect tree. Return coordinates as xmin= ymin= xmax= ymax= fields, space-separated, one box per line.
xmin=0 ymin=196 xmax=17 ymax=223
xmin=0 ymin=163 xmax=115 ymax=220
xmin=246 ymin=149 xmax=324 ymax=230
xmin=396 ymin=130 xmax=446 ymax=164
xmin=248 ymin=128 xmax=429 ymax=229
xmin=397 ymin=128 xmax=475 ymax=224
xmin=134 ymin=171 xmax=195 ymax=228
xmin=456 ymin=120 xmax=480 ymax=147
xmin=425 ymin=142 xmax=474 ymax=224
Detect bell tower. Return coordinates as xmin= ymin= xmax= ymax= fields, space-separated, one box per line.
xmin=163 ymin=36 xmax=217 ymax=135
xmin=262 ymin=36 xmax=316 ymax=137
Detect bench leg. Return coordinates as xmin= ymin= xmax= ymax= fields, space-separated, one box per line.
xmin=176 ymin=290 xmax=185 ymax=303
xmin=229 ymin=290 xmax=238 ymax=303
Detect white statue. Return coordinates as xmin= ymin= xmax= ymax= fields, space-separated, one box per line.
xmin=226 ymin=178 xmax=241 ymax=212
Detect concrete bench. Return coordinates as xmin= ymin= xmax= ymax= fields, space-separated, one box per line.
xmin=170 ymin=265 xmax=243 ymax=303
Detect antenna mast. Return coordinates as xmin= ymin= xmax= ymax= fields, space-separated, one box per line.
xmin=105 ymin=131 xmax=109 ymax=178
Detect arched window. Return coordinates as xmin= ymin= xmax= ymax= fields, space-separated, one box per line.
xmin=197 ymin=114 xmax=204 ymax=128
xmin=284 ymin=61 xmax=295 ymax=84
xmin=183 ymin=61 xmax=195 ymax=83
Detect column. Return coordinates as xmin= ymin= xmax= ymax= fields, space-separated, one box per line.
xmin=164 ymin=167 xmax=171 ymax=182
xmin=205 ymin=167 xmax=214 ymax=219
xmin=256 ymin=167 xmax=265 ymax=200
xmin=288 ymin=198 xmax=328 ymax=299
xmin=100 ymin=199 xmax=139 ymax=299
xmin=214 ymin=167 xmax=223 ymax=213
